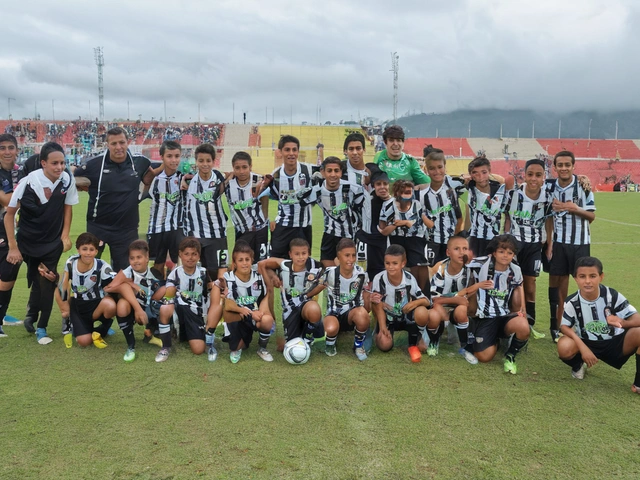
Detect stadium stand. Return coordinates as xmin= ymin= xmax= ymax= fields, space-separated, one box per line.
xmin=404 ymin=138 xmax=475 ymax=158
xmin=220 ymin=124 xmax=252 ymax=171
xmin=466 ymin=138 xmax=544 ymax=160
xmin=536 ymin=139 xmax=640 ymax=159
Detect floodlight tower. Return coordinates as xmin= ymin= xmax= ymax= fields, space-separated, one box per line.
xmin=94 ymin=47 xmax=105 ymax=122
xmin=390 ymin=52 xmax=399 ymax=123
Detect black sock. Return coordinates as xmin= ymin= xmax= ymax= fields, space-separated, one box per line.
xmin=304 ymin=321 xmax=316 ymax=342
xmin=0 ymin=289 xmax=13 ymax=320
xmin=325 ymin=334 xmax=337 ymax=346
xmin=354 ymin=328 xmax=366 ymax=349
xmin=159 ymin=323 xmax=172 ymax=348
xmin=455 ymin=321 xmax=469 ymax=347
xmin=549 ymin=287 xmax=559 ymax=330
xmin=505 ymin=335 xmax=528 ymax=361
xmin=407 ymin=324 xmax=419 ymax=347
xmin=427 ymin=323 xmax=444 ymax=346
xmin=118 ymin=314 xmax=136 ymax=349
xmin=36 ymin=277 xmax=56 ymax=330
xmin=526 ymin=301 xmax=536 ymax=326
xmin=258 ymin=331 xmax=270 ymax=349
xmin=561 ymin=352 xmax=584 ymax=371
xmin=635 ymin=354 xmax=640 ymax=387
xmin=94 ymin=315 xmax=113 ymax=337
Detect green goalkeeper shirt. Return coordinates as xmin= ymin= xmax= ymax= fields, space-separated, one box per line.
xmin=375 ymin=150 xmax=430 ymax=185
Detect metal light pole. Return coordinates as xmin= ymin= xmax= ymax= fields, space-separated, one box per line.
xmin=7 ymin=97 xmax=16 ymax=119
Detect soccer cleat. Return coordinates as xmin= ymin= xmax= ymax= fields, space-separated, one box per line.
xmin=36 ymin=328 xmax=53 ymax=345
xmin=256 ymin=348 xmax=274 ymax=362
xmin=530 ymin=326 xmax=546 ymax=339
xmin=354 ymin=347 xmax=367 ymax=361
xmin=61 ymin=317 xmax=72 ymax=335
xmin=0 ymin=326 xmax=6 ymax=337
xmin=63 ymin=333 xmax=73 ymax=349
xmin=325 ymin=344 xmax=337 ymax=357
xmin=427 ymin=342 xmax=439 ymax=357
xmin=92 ymin=332 xmax=108 ymax=349
xmin=571 ymin=363 xmax=587 ymax=380
xmin=229 ymin=350 xmax=242 ymax=364
xmin=23 ymin=317 xmax=36 ymax=333
xmin=550 ymin=329 xmax=560 ymax=343
xmin=107 ymin=328 xmax=116 ymax=336
xmin=458 ymin=347 xmax=478 ymax=365
xmin=155 ymin=348 xmax=170 ymax=363
xmin=3 ymin=315 xmax=21 ymax=325
xmin=207 ymin=345 xmax=218 ymax=362
xmin=123 ymin=348 xmax=136 ymax=362
xmin=143 ymin=335 xmax=163 ymax=348
xmin=408 ymin=345 xmax=422 ymax=363
xmin=504 ymin=357 xmax=518 ymax=375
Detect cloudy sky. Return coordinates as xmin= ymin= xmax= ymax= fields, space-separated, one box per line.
xmin=2 ymin=0 xmax=639 ymax=124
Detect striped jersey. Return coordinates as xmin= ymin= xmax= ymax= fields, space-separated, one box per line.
xmin=269 ymin=162 xmax=319 ymax=228
xmin=317 ymin=180 xmax=365 ymax=237
xmin=467 ymin=256 xmax=522 ymax=319
xmin=65 ymin=256 xmax=115 ymax=302
xmin=547 ymin=176 xmax=595 ymax=245
xmin=505 ymin=186 xmax=553 ymax=243
xmin=323 ymin=264 xmax=369 ymax=315
xmin=430 ymin=259 xmax=471 ymax=298
xmin=224 ymin=268 xmax=267 ymax=310
xmin=225 ymin=174 xmax=268 ymax=234
xmin=371 ymin=270 xmax=426 ymax=320
xmin=420 ymin=175 xmax=464 ymax=244
xmin=183 ymin=171 xmax=227 ymax=239
xmin=277 ymin=258 xmax=322 ymax=318
xmin=379 ymin=198 xmax=426 ymax=237
xmin=166 ymin=266 xmax=210 ymax=316
xmin=147 ymin=171 xmax=183 ymax=234
xmin=344 ymin=162 xmax=371 ymax=192
xmin=121 ymin=266 xmax=163 ymax=308
xmin=562 ymin=285 xmax=636 ymax=341
xmin=468 ymin=180 xmax=507 ymax=240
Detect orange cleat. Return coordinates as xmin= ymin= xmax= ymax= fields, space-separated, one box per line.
xmin=408 ymin=345 xmax=422 ymax=363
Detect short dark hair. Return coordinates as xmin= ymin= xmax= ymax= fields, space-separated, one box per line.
xmin=278 ymin=135 xmax=300 ymax=150
xmin=343 ymin=132 xmax=366 ymax=151
xmin=425 ymin=151 xmax=446 ymax=165
xmin=195 ymin=143 xmax=216 ymax=160
xmin=128 ymin=239 xmax=149 ymax=255
xmin=289 ymin=238 xmax=310 ymax=252
xmin=160 ymin=140 xmax=181 ymax=156
xmin=525 ymin=158 xmax=546 ymax=172
xmin=554 ymin=150 xmax=575 ymax=166
xmin=40 ymin=142 xmax=64 ymax=162
xmin=231 ymin=151 xmax=252 ymax=166
xmin=76 ymin=232 xmax=100 ymax=250
xmin=106 ymin=127 xmax=128 ymax=140
xmin=446 ymin=234 xmax=469 ymax=248
xmin=179 ymin=236 xmax=201 ymax=254
xmin=382 ymin=125 xmax=405 ymax=142
xmin=392 ymin=179 xmax=414 ymax=198
xmin=468 ymin=156 xmax=491 ymax=174
xmin=336 ymin=238 xmax=356 ymax=253
xmin=385 ymin=244 xmax=406 ymax=259
xmin=423 ymin=145 xmax=443 ymax=157
xmin=0 ymin=134 xmax=18 ymax=147
xmin=573 ymin=256 xmax=603 ymax=276
xmin=322 ymin=156 xmax=343 ymax=171
xmin=486 ymin=234 xmax=518 ymax=256
xmin=232 ymin=240 xmax=254 ymax=261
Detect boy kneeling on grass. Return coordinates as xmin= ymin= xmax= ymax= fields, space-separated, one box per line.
xmin=557 ymin=256 xmax=640 ymax=394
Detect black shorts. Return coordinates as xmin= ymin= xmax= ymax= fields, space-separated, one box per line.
xmin=283 ymin=302 xmax=313 ymax=341
xmin=549 ymin=242 xmax=590 ymax=277
xmin=199 ymin=238 xmax=228 ymax=272
xmin=356 ymin=231 xmax=387 ymax=279
xmin=175 ymin=303 xmax=205 ymax=342
xmin=469 ymin=236 xmax=491 ymax=258
xmin=389 ymin=236 xmax=427 ymax=267
xmin=326 ymin=311 xmax=356 ymax=332
xmin=541 ymin=242 xmax=551 ymax=273
xmin=69 ymin=298 xmax=102 ymax=337
xmin=320 ymin=233 xmax=342 ymax=262
xmin=426 ymin=242 xmax=448 ymax=267
xmin=374 ymin=312 xmax=417 ymax=335
xmin=471 ymin=314 xmax=518 ymax=353
xmin=236 ymin=226 xmax=269 ymax=262
xmin=516 ymin=241 xmax=543 ymax=277
xmin=582 ymin=331 xmax=633 ymax=370
xmin=148 ymin=230 xmax=183 ymax=264
xmin=224 ymin=315 xmax=258 ymax=351
xmin=0 ymin=246 xmax=21 ymax=282
xmin=270 ymin=225 xmax=312 ymax=259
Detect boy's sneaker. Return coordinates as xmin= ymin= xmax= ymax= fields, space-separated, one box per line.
xmin=0 ymin=326 xmax=7 ymax=337
xmin=63 ymin=333 xmax=73 ymax=349
xmin=123 ymin=348 xmax=136 ymax=362
xmin=61 ymin=317 xmax=72 ymax=335
xmin=530 ymin=326 xmax=546 ymax=339
xmin=325 ymin=344 xmax=337 ymax=357
xmin=36 ymin=328 xmax=53 ymax=345
xmin=92 ymin=332 xmax=108 ymax=349
xmin=230 ymin=350 xmax=242 ymax=364
xmin=458 ymin=347 xmax=478 ymax=365
xmin=550 ymin=329 xmax=560 ymax=343
xmin=207 ymin=345 xmax=218 ymax=362
xmin=354 ymin=347 xmax=367 ymax=361
xmin=107 ymin=328 xmax=116 ymax=336
xmin=155 ymin=348 xmax=170 ymax=363
xmin=571 ymin=363 xmax=587 ymax=380
xmin=408 ymin=345 xmax=422 ymax=363
xmin=23 ymin=317 xmax=36 ymax=333
xmin=427 ymin=342 xmax=439 ymax=357
xmin=503 ymin=357 xmax=517 ymax=375
xmin=256 ymin=348 xmax=274 ymax=362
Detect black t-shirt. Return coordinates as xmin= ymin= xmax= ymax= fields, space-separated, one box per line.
xmin=18 ymin=154 xmax=41 ymax=181
xmin=74 ymin=151 xmax=151 ymax=234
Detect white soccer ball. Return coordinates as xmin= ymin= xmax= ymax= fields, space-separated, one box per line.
xmin=283 ymin=337 xmax=311 ymax=365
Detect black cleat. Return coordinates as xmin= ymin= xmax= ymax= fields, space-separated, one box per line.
xmin=23 ymin=317 xmax=36 ymax=333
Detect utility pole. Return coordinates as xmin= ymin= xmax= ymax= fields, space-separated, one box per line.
xmin=7 ymin=97 xmax=15 ymax=120
xmin=390 ymin=52 xmax=399 ymax=123
xmin=52 ymin=99 xmax=55 ymax=121
xmin=164 ymin=100 xmax=167 ymax=122
xmin=94 ymin=47 xmax=105 ymax=122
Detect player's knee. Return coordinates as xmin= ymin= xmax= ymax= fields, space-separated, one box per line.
xmin=77 ymin=335 xmax=93 ymax=347
xmin=475 ymin=349 xmax=494 ymax=363
xmin=323 ymin=317 xmax=339 ymax=336
xmin=258 ymin=315 xmax=273 ymax=331
xmin=453 ymin=306 xmax=467 ymax=323
xmin=303 ymin=302 xmax=321 ymax=321
xmin=556 ymin=337 xmax=576 ymax=358
xmin=414 ymin=306 xmax=429 ymax=325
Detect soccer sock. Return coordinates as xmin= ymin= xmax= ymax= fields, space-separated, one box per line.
xmin=36 ymin=277 xmax=56 ymax=330
xmin=258 ymin=331 xmax=270 ymax=349
xmin=634 ymin=354 xmax=640 ymax=387
xmin=526 ymin=301 xmax=536 ymax=325
xmin=117 ymin=314 xmax=136 ymax=350
xmin=427 ymin=323 xmax=445 ymax=346
xmin=561 ymin=352 xmax=584 ymax=371
xmin=455 ymin=321 xmax=469 ymax=348
xmin=303 ymin=321 xmax=316 ymax=342
xmin=353 ymin=328 xmax=366 ymax=349
xmin=325 ymin=335 xmax=337 ymax=346
xmin=94 ymin=315 xmax=113 ymax=337
xmin=205 ymin=328 xmax=216 ymax=346
xmin=549 ymin=287 xmax=559 ymax=330
xmin=159 ymin=323 xmax=172 ymax=348
xmin=0 ymin=289 xmax=13 ymax=321
xmin=407 ymin=324 xmax=419 ymax=347
xmin=505 ymin=335 xmax=528 ymax=360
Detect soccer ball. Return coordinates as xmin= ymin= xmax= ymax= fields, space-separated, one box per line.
xmin=283 ymin=337 xmax=311 ymax=365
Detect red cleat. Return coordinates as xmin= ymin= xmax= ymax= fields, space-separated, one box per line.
xmin=408 ymin=346 xmax=422 ymax=363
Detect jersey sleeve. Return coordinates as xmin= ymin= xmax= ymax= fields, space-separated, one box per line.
xmin=408 ymin=274 xmax=426 ymax=299
xmin=166 ymin=269 xmax=179 ymax=289
xmin=561 ymin=299 xmax=577 ymax=329
xmin=74 ymin=157 xmax=99 ymax=183
xmin=371 ymin=271 xmax=383 ymax=293
xmin=99 ymin=262 xmax=116 ymax=287
xmin=430 ymin=264 xmax=446 ymax=297
xmin=7 ymin=177 xmax=28 ymax=208
xmin=63 ymin=173 xmax=80 ymax=205
xmin=122 ymin=266 xmax=133 ymax=280
xmin=133 ymin=155 xmax=152 ymax=179
xmin=379 ymin=201 xmax=394 ymax=224
xmin=224 ymin=272 xmax=236 ymax=301
xmin=409 ymin=157 xmax=430 ymax=185
xmin=612 ymin=290 xmax=637 ymax=319
xmin=584 ymin=190 xmax=596 ymax=212
xmin=511 ymin=264 xmax=523 ymax=287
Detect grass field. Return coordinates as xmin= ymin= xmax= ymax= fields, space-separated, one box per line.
xmin=2 ymin=192 xmax=640 ymax=479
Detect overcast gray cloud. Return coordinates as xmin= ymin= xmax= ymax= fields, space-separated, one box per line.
xmin=2 ymin=0 xmax=639 ymax=123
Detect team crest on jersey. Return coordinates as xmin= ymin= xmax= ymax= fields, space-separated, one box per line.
xmin=89 ymin=275 xmax=97 ymax=283
xmin=252 ymin=281 xmax=261 ymax=290
xmin=299 ymin=174 xmax=306 ymax=187
xmin=192 ymin=190 xmax=214 ymax=204
xmin=209 ymin=181 xmax=217 ymax=188
xmin=161 ymin=191 xmax=180 ymax=205
xmin=197 ymin=279 xmax=203 ymax=287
